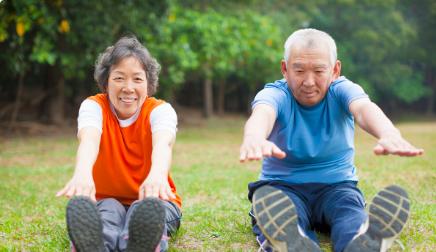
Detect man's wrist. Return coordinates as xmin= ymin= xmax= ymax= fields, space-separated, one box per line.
xmin=379 ymin=128 xmax=401 ymax=139
xmin=244 ymin=132 xmax=266 ymax=139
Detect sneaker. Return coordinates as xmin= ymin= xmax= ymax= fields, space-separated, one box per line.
xmin=252 ymin=185 xmax=321 ymax=252
xmin=344 ymin=185 xmax=410 ymax=252
xmin=257 ymin=236 xmax=279 ymax=252
xmin=66 ymin=196 xmax=104 ymax=252
xmin=126 ymin=197 xmax=166 ymax=252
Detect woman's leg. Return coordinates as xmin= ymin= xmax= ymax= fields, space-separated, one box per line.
xmin=96 ymin=198 xmax=127 ymax=251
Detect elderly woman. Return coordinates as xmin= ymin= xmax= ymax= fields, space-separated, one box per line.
xmin=57 ymin=36 xmax=181 ymax=252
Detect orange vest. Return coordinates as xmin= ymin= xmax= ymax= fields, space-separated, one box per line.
xmin=88 ymin=94 xmax=181 ymax=208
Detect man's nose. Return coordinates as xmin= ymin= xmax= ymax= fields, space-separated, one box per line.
xmin=302 ymin=73 xmax=315 ymax=87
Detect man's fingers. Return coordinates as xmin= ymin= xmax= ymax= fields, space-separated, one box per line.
xmin=272 ymin=145 xmax=286 ymax=159
xmin=252 ymin=146 xmax=263 ymax=160
xmin=246 ymin=148 xmax=257 ymax=160
xmin=374 ymin=142 xmax=424 ymax=156
xmin=373 ymin=144 xmax=386 ymax=155
xmin=262 ymin=145 xmax=273 ymax=157
xmin=241 ymin=141 xmax=286 ymax=162
xmin=395 ymin=147 xmax=424 ymax=157
xmin=239 ymin=147 xmax=249 ymax=162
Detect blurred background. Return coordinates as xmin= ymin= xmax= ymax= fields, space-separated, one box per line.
xmin=0 ymin=0 xmax=435 ymax=132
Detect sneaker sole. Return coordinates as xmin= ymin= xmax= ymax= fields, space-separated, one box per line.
xmin=345 ymin=185 xmax=410 ymax=252
xmin=126 ymin=197 xmax=166 ymax=252
xmin=253 ymin=186 xmax=321 ymax=252
xmin=66 ymin=196 xmax=104 ymax=252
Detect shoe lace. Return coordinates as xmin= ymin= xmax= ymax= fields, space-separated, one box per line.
xmin=258 ymin=239 xmax=274 ymax=252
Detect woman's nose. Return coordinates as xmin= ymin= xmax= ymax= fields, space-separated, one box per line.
xmin=122 ymin=80 xmax=135 ymax=92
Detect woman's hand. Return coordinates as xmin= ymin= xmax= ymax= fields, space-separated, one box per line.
xmin=56 ymin=173 xmax=96 ymax=201
xmin=56 ymin=127 xmax=101 ymax=202
xmin=139 ymin=170 xmax=175 ymax=201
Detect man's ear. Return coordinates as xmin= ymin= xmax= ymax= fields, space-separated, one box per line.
xmin=333 ymin=60 xmax=341 ymax=79
xmin=280 ymin=60 xmax=288 ymax=76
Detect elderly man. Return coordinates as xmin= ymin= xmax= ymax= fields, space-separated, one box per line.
xmin=240 ymin=28 xmax=423 ymax=252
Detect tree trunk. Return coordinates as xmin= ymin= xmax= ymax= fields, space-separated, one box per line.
xmin=203 ymin=77 xmax=213 ymax=118
xmin=203 ymin=66 xmax=213 ymax=118
xmin=8 ymin=70 xmax=25 ymax=130
xmin=52 ymin=69 xmax=65 ymax=125
xmin=217 ymin=80 xmax=225 ymax=115
xmin=47 ymin=64 xmax=65 ymax=125
xmin=425 ymin=68 xmax=435 ymax=115
xmin=247 ymin=89 xmax=256 ymax=115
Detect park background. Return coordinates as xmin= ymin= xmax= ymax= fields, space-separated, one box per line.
xmin=0 ymin=0 xmax=434 ymax=251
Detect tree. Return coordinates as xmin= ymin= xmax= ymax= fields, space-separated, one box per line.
xmin=309 ymin=0 xmax=427 ymax=112
xmin=399 ymin=0 xmax=436 ymax=114
xmin=147 ymin=3 xmax=284 ymax=117
xmin=0 ymin=0 xmax=168 ymax=125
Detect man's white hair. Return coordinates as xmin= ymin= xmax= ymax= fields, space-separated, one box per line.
xmin=283 ymin=28 xmax=337 ymax=65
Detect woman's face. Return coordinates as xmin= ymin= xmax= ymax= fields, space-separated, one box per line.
xmin=107 ymin=56 xmax=148 ymax=119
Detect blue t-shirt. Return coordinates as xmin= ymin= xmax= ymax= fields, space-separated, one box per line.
xmin=252 ymin=76 xmax=368 ymax=184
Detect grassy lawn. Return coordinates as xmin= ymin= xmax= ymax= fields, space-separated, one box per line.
xmin=0 ymin=117 xmax=434 ymax=251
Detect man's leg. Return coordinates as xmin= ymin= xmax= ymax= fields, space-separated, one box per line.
xmin=250 ymin=183 xmax=320 ymax=251
xmin=314 ymin=181 xmax=367 ymax=252
xmin=344 ymin=185 xmax=410 ymax=252
xmin=119 ymin=198 xmax=181 ymax=252
xmin=96 ymin=198 xmax=127 ymax=251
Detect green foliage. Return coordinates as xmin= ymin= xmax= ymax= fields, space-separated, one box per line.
xmin=0 ymin=0 xmax=168 ymax=103
xmin=0 ymin=0 xmax=434 ymax=117
xmin=305 ymin=0 xmax=426 ymax=104
xmin=143 ymin=3 xmax=283 ymax=99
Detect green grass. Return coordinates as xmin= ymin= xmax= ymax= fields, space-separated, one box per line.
xmin=0 ymin=117 xmax=434 ymax=251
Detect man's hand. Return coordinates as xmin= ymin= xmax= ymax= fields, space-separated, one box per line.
xmin=56 ymin=174 xmax=96 ymax=201
xmin=139 ymin=171 xmax=175 ymax=201
xmin=373 ymin=131 xmax=424 ymax=156
xmin=240 ymin=135 xmax=286 ymax=162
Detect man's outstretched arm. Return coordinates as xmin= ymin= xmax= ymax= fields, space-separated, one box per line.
xmin=240 ymin=104 xmax=286 ymax=162
xmin=349 ymin=98 xmax=424 ymax=156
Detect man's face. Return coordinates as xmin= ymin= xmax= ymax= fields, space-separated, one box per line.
xmin=281 ymin=44 xmax=341 ymax=106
